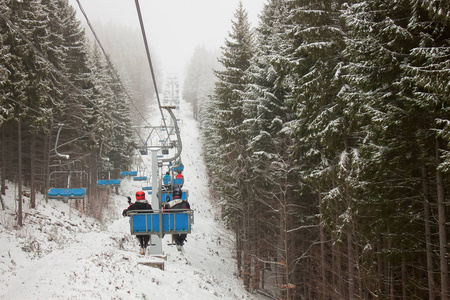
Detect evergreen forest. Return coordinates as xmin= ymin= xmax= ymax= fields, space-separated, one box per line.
xmin=1 ymin=0 xmax=450 ymax=299
xmin=197 ymin=0 xmax=450 ymax=299
xmin=0 ymin=0 xmax=153 ymax=224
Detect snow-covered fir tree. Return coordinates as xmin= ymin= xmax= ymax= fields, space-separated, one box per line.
xmin=203 ymin=0 xmax=256 ymax=290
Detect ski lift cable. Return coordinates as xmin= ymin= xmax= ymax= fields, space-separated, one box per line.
xmin=74 ymin=0 xmax=151 ymax=127
xmin=0 ymin=11 xmax=123 ymax=127
xmin=4 ymin=96 xmax=96 ymax=154
xmin=134 ymin=0 xmax=172 ymax=143
xmin=4 ymin=96 xmax=47 ymax=116
xmin=1 ymin=10 xmax=143 ymax=165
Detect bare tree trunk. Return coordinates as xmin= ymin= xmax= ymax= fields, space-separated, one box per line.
xmin=17 ymin=120 xmax=23 ymax=226
xmin=318 ymin=190 xmax=327 ymax=300
xmin=356 ymin=242 xmax=362 ymax=299
xmin=387 ymin=225 xmax=394 ymax=300
xmin=1 ymin=124 xmax=6 ymax=196
xmin=243 ymin=212 xmax=251 ymax=289
xmin=282 ymin=192 xmax=291 ymax=300
xmin=422 ymin=164 xmax=436 ymax=300
xmin=377 ymin=239 xmax=384 ymax=298
xmin=335 ymin=232 xmax=344 ymax=298
xmin=30 ymin=134 xmax=36 ymax=208
xmin=347 ymin=229 xmax=355 ymax=300
xmin=236 ymin=226 xmax=243 ymax=278
xmin=252 ymin=230 xmax=262 ymax=292
xmin=402 ymin=258 xmax=407 ymax=299
xmin=435 ymin=138 xmax=448 ymax=300
xmin=332 ymin=243 xmax=342 ymax=299
xmin=261 ymin=258 xmax=265 ymax=290
xmin=0 ymin=125 xmax=5 ymax=210
xmin=44 ymin=121 xmax=52 ymax=203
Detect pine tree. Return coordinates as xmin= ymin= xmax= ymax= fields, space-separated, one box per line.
xmin=1 ymin=0 xmax=54 ymax=219
xmin=281 ymin=0 xmax=360 ymax=298
xmin=104 ymin=58 xmax=134 ymax=170
xmin=0 ymin=1 xmax=14 ymax=125
xmin=340 ymin=0 xmax=447 ymax=298
xmin=206 ymin=1 xmax=255 ymax=289
xmin=403 ymin=1 xmax=450 ymax=298
xmin=243 ymin=0 xmax=297 ymax=296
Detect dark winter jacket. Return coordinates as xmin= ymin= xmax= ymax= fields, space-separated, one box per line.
xmin=123 ymin=200 xmax=153 ymax=216
xmin=173 ymin=186 xmax=182 ymax=199
xmin=163 ymin=199 xmax=190 ymax=211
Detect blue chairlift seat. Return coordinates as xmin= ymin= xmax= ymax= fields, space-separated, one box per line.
xmin=121 ymin=171 xmax=137 ymax=176
xmin=173 ymin=178 xmax=183 ymax=186
xmin=129 ymin=210 xmax=193 ymax=237
xmin=133 ymin=176 xmax=147 ymax=181
xmin=97 ymin=179 xmax=121 ymax=186
xmin=162 ymin=192 xmax=173 ymax=203
xmin=160 ymin=190 xmax=187 ymax=202
xmin=48 ymin=188 xmax=86 ymax=202
xmin=173 ymin=164 xmax=184 ymax=172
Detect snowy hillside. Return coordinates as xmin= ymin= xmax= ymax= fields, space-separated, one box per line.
xmin=0 ymin=99 xmax=260 ymax=300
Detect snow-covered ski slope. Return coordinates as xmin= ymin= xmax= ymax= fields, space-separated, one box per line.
xmin=0 ymin=99 xmax=261 ymax=299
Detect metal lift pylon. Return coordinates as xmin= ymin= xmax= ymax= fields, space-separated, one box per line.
xmin=133 ymin=106 xmax=186 ymax=256
xmin=150 ymin=106 xmax=180 ymax=256
xmin=148 ymin=149 xmax=162 ymax=255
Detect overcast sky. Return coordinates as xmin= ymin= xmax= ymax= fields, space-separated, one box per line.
xmin=70 ymin=0 xmax=266 ymax=77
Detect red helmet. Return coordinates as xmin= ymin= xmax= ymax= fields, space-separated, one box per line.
xmin=136 ymin=190 xmax=145 ymax=200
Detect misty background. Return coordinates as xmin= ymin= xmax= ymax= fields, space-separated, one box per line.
xmin=69 ymin=0 xmax=264 ymax=101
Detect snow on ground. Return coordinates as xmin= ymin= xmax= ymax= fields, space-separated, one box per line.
xmin=0 ymin=99 xmax=261 ymax=299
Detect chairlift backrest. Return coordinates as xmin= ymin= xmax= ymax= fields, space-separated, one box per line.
xmin=97 ymin=179 xmax=121 ymax=186
xmin=129 ymin=210 xmax=193 ymax=237
xmin=48 ymin=188 xmax=86 ymax=203
xmin=121 ymin=171 xmax=138 ymax=176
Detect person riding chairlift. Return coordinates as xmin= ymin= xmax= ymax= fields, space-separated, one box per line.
xmin=175 ymin=171 xmax=184 ymax=187
xmin=163 ymin=171 xmax=171 ymax=190
xmin=122 ymin=191 xmax=153 ymax=255
xmin=164 ymin=191 xmax=190 ymax=247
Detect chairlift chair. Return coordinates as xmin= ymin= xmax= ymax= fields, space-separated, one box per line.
xmin=97 ymin=179 xmax=121 ymax=186
xmin=121 ymin=171 xmax=138 ymax=176
xmin=47 ymin=124 xmax=88 ymax=205
xmin=48 ymin=188 xmax=86 ymax=203
xmin=128 ymin=209 xmax=194 ymax=238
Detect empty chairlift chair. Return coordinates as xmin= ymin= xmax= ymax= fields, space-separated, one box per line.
xmin=97 ymin=179 xmax=121 ymax=186
xmin=121 ymin=171 xmax=138 ymax=176
xmin=48 ymin=187 xmax=86 ymax=203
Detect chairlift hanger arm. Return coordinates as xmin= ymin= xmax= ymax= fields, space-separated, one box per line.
xmin=160 ymin=107 xmax=182 ymax=163
xmin=55 ymin=124 xmax=69 ymax=160
xmin=99 ymin=141 xmax=109 ymax=162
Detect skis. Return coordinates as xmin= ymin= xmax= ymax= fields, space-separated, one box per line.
xmin=167 ymin=242 xmax=185 ymax=253
xmin=176 ymin=244 xmax=185 ymax=253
